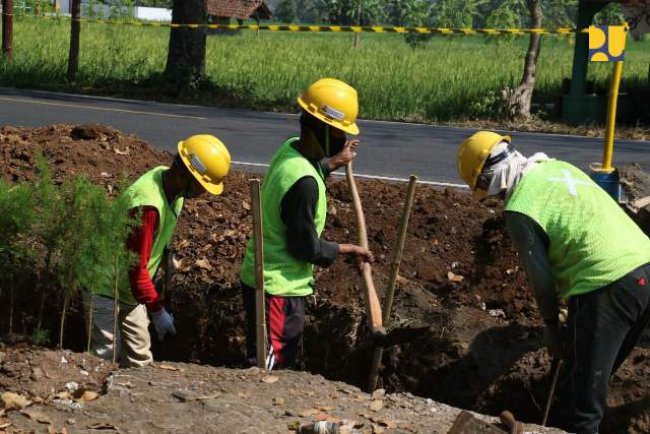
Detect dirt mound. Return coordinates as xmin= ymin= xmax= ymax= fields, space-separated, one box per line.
xmin=0 ymin=124 xmax=167 ymax=184
xmin=0 ymin=344 xmax=113 ymax=402
xmin=1 ymin=124 xmax=648 ymax=433
xmin=0 ymin=347 xmax=566 ymax=434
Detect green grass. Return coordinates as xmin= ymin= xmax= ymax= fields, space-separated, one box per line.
xmin=1 ymin=16 xmax=649 ymax=121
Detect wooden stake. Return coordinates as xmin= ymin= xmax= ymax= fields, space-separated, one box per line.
xmin=67 ymin=0 xmax=81 ymax=81
xmin=250 ymin=179 xmax=267 ymax=369
xmin=382 ymin=175 xmax=417 ymax=324
xmin=367 ymin=175 xmax=417 ymax=391
xmin=345 ymin=162 xmax=383 ymax=335
xmin=2 ymin=0 xmax=13 ymax=60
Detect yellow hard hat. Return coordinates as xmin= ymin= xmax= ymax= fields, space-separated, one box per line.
xmin=177 ymin=134 xmax=231 ymax=195
xmin=457 ymin=131 xmax=511 ymax=190
xmin=297 ymin=78 xmax=360 ymax=135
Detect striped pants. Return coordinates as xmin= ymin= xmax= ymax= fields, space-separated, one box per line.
xmin=241 ymin=283 xmax=305 ymax=370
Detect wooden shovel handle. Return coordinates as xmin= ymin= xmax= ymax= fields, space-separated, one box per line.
xmin=345 ymin=162 xmax=384 ymax=335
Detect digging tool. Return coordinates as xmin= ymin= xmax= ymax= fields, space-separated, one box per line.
xmin=367 ymin=175 xmax=418 ymax=392
xmin=345 ymin=162 xmax=385 ymax=339
xmin=499 ymin=410 xmax=523 ymax=434
xmin=355 ymin=324 xmax=433 ymax=352
xmin=345 ymin=166 xmax=430 ymax=390
xmin=250 ymin=179 xmax=267 ymax=369
xmin=542 ymin=358 xmax=563 ymax=427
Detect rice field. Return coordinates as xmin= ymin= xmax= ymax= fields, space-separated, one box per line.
xmin=1 ymin=16 xmax=649 ymax=121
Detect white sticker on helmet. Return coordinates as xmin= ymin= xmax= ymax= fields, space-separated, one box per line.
xmin=321 ymin=105 xmax=345 ymax=121
xmin=189 ymin=153 xmax=207 ymax=174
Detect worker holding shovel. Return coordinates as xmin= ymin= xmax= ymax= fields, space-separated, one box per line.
xmin=84 ymin=134 xmax=231 ymax=367
xmin=456 ymin=131 xmax=650 ymax=434
xmin=239 ymin=78 xmax=374 ymax=370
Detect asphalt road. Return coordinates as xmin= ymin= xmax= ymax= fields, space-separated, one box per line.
xmin=1 ymin=87 xmax=648 ymax=187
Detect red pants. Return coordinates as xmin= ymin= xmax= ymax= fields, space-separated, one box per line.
xmin=241 ymin=283 xmax=306 ymax=370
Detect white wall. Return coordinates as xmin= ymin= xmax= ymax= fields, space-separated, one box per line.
xmin=54 ymin=2 xmax=170 ymax=22
xmin=81 ymin=3 xmax=132 ymax=18
xmin=134 ymin=6 xmax=171 ymax=22
xmin=55 ymin=0 xmax=71 ymax=14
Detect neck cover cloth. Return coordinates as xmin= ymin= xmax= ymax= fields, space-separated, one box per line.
xmin=481 ymin=142 xmax=549 ymax=199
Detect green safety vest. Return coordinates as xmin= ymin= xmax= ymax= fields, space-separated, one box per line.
xmin=505 ymin=160 xmax=650 ymax=299
xmin=95 ymin=166 xmax=184 ymax=305
xmin=240 ymin=137 xmax=327 ymax=297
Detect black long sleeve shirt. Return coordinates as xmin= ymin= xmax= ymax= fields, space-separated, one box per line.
xmin=504 ymin=211 xmax=559 ymax=324
xmin=280 ymin=162 xmax=339 ymax=268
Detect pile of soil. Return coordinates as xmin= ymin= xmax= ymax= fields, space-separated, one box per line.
xmin=0 ymin=346 xmax=565 ymax=433
xmin=1 ymin=124 xmax=648 ymax=433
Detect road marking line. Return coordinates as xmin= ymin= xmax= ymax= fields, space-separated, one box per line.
xmin=0 ymin=96 xmax=207 ymax=120
xmin=2 ymin=89 xmax=647 ymax=146
xmin=231 ymin=160 xmax=468 ymax=189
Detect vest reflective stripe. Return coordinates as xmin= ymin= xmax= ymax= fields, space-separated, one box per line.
xmin=240 ymin=138 xmax=327 ymax=296
xmin=505 ymin=160 xmax=650 ymax=299
xmin=94 ymin=166 xmax=184 ymax=304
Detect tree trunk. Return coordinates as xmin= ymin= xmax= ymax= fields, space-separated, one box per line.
xmin=2 ymin=0 xmax=13 ymax=60
xmin=9 ymin=285 xmax=14 ymax=335
xmin=353 ymin=2 xmax=361 ymax=48
xmin=59 ymin=290 xmax=69 ymax=349
xmin=86 ymin=291 xmax=94 ymax=353
xmin=66 ymin=0 xmax=81 ymax=82
xmin=165 ymin=0 xmax=207 ymax=91
xmin=506 ymin=0 xmax=543 ymax=119
xmin=36 ymin=254 xmax=51 ymax=333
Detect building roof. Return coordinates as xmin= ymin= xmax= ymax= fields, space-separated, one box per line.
xmin=206 ymin=0 xmax=272 ymax=20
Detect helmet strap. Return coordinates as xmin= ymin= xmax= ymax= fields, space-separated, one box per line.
xmin=324 ymin=124 xmax=330 ymax=157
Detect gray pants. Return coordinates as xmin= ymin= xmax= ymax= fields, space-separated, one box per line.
xmin=83 ymin=293 xmax=153 ymax=368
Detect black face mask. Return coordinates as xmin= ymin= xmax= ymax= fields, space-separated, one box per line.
xmin=179 ymin=163 xmax=205 ymax=199
xmin=182 ymin=180 xmax=204 ymax=199
xmin=301 ymin=114 xmax=346 ymax=158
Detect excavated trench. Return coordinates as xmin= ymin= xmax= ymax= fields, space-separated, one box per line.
xmin=1 ymin=124 xmax=649 ymax=433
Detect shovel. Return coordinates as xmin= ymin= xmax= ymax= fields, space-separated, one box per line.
xmin=345 ymin=162 xmax=385 ymax=339
xmin=345 ymin=166 xmax=430 ymax=354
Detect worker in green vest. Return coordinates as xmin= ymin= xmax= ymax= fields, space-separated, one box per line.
xmin=239 ymin=78 xmax=374 ymax=370
xmin=84 ymin=134 xmax=231 ymax=367
xmin=456 ymin=131 xmax=650 ymax=434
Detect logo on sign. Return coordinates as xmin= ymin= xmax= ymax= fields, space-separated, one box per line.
xmin=588 ymin=25 xmax=627 ymax=62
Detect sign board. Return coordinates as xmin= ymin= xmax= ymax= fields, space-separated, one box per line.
xmin=588 ymin=25 xmax=628 ymax=62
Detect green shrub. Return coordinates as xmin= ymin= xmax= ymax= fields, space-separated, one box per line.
xmin=0 ymin=156 xmax=135 ymax=350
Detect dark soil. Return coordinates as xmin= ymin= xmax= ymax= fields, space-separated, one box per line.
xmin=1 ymin=124 xmax=649 ymax=434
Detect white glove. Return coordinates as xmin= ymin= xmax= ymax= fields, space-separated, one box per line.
xmin=150 ymin=308 xmax=176 ymax=341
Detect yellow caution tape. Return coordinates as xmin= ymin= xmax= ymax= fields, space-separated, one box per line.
xmin=15 ymin=14 xmax=590 ymax=35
